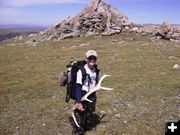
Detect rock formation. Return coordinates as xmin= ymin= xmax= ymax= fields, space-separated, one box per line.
xmin=155 ymin=22 xmax=180 ymax=40
xmin=40 ymin=0 xmax=131 ymax=40
xmin=129 ymin=22 xmax=180 ymax=41
xmin=35 ymin=0 xmax=180 ymax=42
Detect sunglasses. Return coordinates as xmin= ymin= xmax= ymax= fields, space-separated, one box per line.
xmin=88 ymin=56 xmax=97 ymax=60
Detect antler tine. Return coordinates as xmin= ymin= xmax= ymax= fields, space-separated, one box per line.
xmin=82 ymin=96 xmax=93 ymax=103
xmin=98 ymin=74 xmax=113 ymax=90
xmin=81 ymin=94 xmax=94 ymax=103
xmin=70 ymin=107 xmax=80 ymax=127
xmin=97 ymin=74 xmax=110 ymax=87
xmin=100 ymin=86 xmax=113 ymax=90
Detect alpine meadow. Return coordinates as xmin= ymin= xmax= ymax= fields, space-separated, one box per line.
xmin=0 ymin=0 xmax=180 ymax=135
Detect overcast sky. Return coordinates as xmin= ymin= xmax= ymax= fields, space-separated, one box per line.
xmin=0 ymin=0 xmax=179 ymax=26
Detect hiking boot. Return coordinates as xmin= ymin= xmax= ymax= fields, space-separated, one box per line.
xmin=72 ymin=126 xmax=85 ymax=135
xmin=84 ymin=122 xmax=93 ymax=131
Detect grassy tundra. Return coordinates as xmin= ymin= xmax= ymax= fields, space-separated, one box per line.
xmin=0 ymin=32 xmax=180 ymax=135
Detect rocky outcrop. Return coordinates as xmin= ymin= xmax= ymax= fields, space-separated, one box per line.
xmin=155 ymin=22 xmax=180 ymax=40
xmin=128 ymin=22 xmax=180 ymax=41
xmin=34 ymin=0 xmax=180 ymax=42
xmin=155 ymin=22 xmax=172 ymax=39
xmin=40 ymin=0 xmax=131 ymax=40
xmin=129 ymin=23 xmax=160 ymax=34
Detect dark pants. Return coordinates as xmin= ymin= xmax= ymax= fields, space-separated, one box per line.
xmin=72 ymin=93 xmax=96 ymax=134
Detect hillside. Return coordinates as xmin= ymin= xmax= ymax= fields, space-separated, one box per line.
xmin=0 ymin=32 xmax=180 ymax=134
xmin=0 ymin=27 xmax=47 ymax=41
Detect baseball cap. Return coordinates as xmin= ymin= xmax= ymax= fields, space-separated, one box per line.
xmin=86 ymin=50 xmax=97 ymax=58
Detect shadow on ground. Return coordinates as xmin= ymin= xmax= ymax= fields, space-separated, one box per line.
xmin=69 ymin=113 xmax=106 ymax=135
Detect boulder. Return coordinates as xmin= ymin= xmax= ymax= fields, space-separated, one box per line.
xmin=58 ymin=31 xmax=80 ymax=40
xmin=155 ymin=22 xmax=180 ymax=40
xmin=173 ymin=64 xmax=180 ymax=70
xmin=171 ymin=33 xmax=180 ymax=40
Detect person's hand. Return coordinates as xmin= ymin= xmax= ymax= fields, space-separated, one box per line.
xmin=75 ymin=103 xmax=84 ymax=111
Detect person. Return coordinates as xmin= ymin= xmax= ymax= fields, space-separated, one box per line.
xmin=72 ymin=50 xmax=100 ymax=135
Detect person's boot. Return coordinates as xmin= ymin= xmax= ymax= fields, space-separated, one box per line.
xmin=84 ymin=112 xmax=93 ymax=131
xmin=72 ymin=126 xmax=84 ymax=135
xmin=72 ymin=127 xmax=79 ymax=135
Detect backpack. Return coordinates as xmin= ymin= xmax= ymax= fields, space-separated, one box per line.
xmin=59 ymin=60 xmax=100 ymax=102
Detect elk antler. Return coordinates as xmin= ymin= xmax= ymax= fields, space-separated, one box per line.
xmin=70 ymin=106 xmax=82 ymax=128
xmin=81 ymin=74 xmax=113 ymax=102
xmin=71 ymin=74 xmax=113 ymax=127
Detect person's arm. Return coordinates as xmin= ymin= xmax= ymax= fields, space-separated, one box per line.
xmin=75 ymin=84 xmax=82 ymax=103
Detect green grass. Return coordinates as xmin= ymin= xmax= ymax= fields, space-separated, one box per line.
xmin=0 ymin=32 xmax=180 ymax=135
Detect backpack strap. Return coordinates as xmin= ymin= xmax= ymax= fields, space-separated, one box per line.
xmin=94 ymin=65 xmax=100 ymax=84
xmin=79 ymin=66 xmax=87 ymax=85
xmin=80 ymin=64 xmax=100 ymax=85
